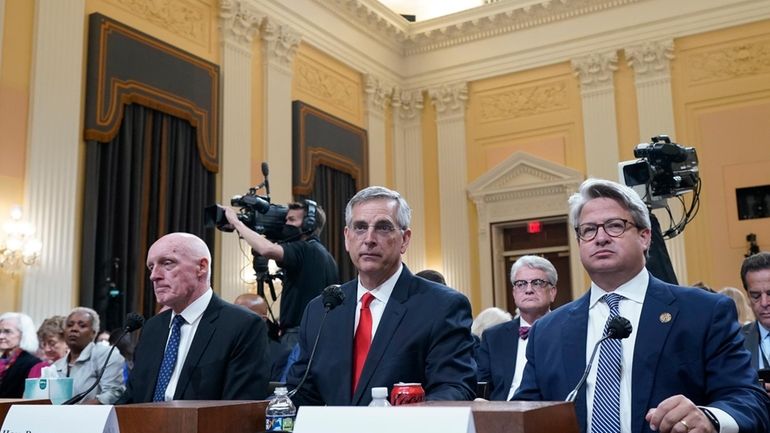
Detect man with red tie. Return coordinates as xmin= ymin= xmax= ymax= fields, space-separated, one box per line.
xmin=286 ymin=186 xmax=476 ymax=405
xmin=477 ymin=255 xmax=557 ymax=400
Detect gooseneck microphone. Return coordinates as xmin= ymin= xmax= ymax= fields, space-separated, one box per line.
xmin=62 ymin=312 xmax=145 ymax=405
xmin=288 ymin=285 xmax=345 ymax=399
xmin=565 ymin=315 xmax=632 ymax=402
xmin=261 ymin=162 xmax=270 ymax=196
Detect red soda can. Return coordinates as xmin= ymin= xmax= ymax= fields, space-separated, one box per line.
xmin=390 ymin=382 xmax=425 ymax=405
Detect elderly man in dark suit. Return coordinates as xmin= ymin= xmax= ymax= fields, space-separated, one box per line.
xmin=739 ymin=251 xmax=770 ymax=396
xmin=514 ymin=178 xmax=769 ymax=433
xmin=120 ymin=232 xmax=269 ymax=403
xmin=477 ymin=255 xmax=557 ymax=401
xmin=287 ymin=186 xmax=476 ymax=406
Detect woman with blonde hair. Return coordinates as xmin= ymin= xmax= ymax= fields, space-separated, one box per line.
xmin=718 ymin=286 xmax=754 ymax=325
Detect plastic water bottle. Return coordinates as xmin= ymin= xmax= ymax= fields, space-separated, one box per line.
xmin=368 ymin=387 xmax=391 ymax=407
xmin=266 ymin=386 xmax=296 ymax=431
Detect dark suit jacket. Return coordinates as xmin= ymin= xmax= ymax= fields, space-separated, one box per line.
xmin=477 ymin=318 xmax=520 ymax=401
xmin=287 ymin=265 xmax=476 ymax=406
xmin=742 ymin=321 xmax=765 ymax=370
xmin=515 ymin=274 xmax=770 ymax=433
xmin=120 ymin=294 xmax=270 ymax=402
xmin=0 ymin=350 xmax=40 ymax=398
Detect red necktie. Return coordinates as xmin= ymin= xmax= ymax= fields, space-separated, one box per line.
xmin=352 ymin=292 xmax=375 ymax=393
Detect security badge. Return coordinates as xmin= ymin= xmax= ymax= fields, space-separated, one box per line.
xmin=659 ymin=312 xmax=672 ymax=323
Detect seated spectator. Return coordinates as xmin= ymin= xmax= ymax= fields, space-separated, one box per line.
xmin=718 ymin=286 xmax=754 ymax=325
xmin=235 ymin=292 xmax=290 ymax=381
xmin=96 ymin=330 xmax=111 ymax=346
xmin=109 ymin=327 xmax=136 ymax=384
xmin=28 ymin=315 xmax=67 ymax=378
xmin=0 ymin=312 xmax=41 ymax=397
xmin=52 ymin=307 xmax=125 ymax=404
xmin=416 ymin=269 xmax=447 ymax=285
xmin=472 ymin=307 xmax=512 ymax=339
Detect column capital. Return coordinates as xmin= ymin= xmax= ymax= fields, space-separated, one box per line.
xmin=364 ymin=73 xmax=394 ymax=116
xmin=261 ymin=18 xmax=301 ymax=72
xmin=428 ymin=82 xmax=468 ymax=117
xmin=625 ymin=39 xmax=674 ymax=81
xmin=392 ymin=88 xmax=424 ymax=121
xmin=219 ymin=0 xmax=262 ymax=48
xmin=571 ymin=50 xmax=618 ymax=94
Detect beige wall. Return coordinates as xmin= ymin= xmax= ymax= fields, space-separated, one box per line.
xmin=673 ymin=19 xmax=770 ymax=289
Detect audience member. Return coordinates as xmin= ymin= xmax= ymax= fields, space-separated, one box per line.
xmin=51 ymin=307 xmax=124 ymax=404
xmin=109 ymin=327 xmax=136 ymax=384
xmin=471 ymin=307 xmax=512 ymax=339
xmin=287 ymin=186 xmax=476 ymax=405
xmin=28 ymin=315 xmax=67 ymax=378
xmin=478 ymin=255 xmax=556 ymax=401
xmin=515 ymin=178 xmax=769 ymax=433
xmin=718 ymin=286 xmax=754 ymax=325
xmin=739 ymin=251 xmax=770 ymax=396
xmin=120 ymin=232 xmax=269 ymax=403
xmin=234 ymin=292 xmax=291 ymax=381
xmin=0 ymin=312 xmax=40 ymax=397
xmin=415 ymin=269 xmax=447 ymax=285
xmin=96 ymin=330 xmax=111 ymax=346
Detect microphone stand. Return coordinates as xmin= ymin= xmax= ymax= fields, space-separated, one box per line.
xmin=565 ymin=334 xmax=612 ymax=402
xmin=287 ymin=311 xmax=329 ymax=399
xmin=61 ymin=338 xmax=124 ymax=405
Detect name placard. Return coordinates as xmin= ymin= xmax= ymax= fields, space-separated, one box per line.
xmin=294 ymin=406 xmax=476 ymax=433
xmin=1 ymin=405 xmax=119 ymax=433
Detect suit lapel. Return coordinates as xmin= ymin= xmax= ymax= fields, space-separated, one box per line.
xmin=630 ymin=277 xmax=677 ymax=433
xmin=563 ymin=292 xmax=590 ymax=426
xmin=745 ymin=323 xmax=760 ymax=370
xmin=498 ymin=319 xmax=520 ymax=398
xmin=351 ymin=269 xmax=410 ymax=405
xmin=142 ymin=311 xmax=172 ymax=402
xmin=173 ymin=295 xmax=221 ymax=399
xmin=332 ymin=282 xmax=357 ymax=404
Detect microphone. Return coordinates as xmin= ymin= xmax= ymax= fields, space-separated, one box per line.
xmin=565 ymin=315 xmax=632 ymax=402
xmin=261 ymin=162 xmax=270 ymax=196
xmin=62 ymin=312 xmax=145 ymax=405
xmin=288 ymin=285 xmax=344 ymax=398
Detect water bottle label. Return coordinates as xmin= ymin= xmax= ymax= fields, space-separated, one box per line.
xmin=266 ymin=415 xmax=295 ymax=432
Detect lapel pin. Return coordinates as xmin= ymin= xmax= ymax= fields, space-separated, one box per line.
xmin=659 ymin=312 xmax=672 ymax=323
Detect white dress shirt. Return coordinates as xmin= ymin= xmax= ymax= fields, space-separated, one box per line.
xmin=353 ymin=264 xmax=402 ymax=340
xmin=161 ymin=288 xmax=212 ymax=401
xmin=507 ymin=317 xmax=531 ymax=400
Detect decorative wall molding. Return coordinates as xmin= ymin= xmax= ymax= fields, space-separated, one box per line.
xmin=429 ymin=82 xmax=468 ymax=116
xmin=294 ymin=57 xmax=359 ymax=115
xmin=478 ymin=81 xmax=568 ymax=121
xmin=687 ymin=38 xmax=770 ymax=84
xmin=626 ymin=39 xmax=674 ymax=82
xmin=571 ymin=51 xmax=619 ymax=94
xmin=106 ymin=0 xmax=211 ymax=47
xmin=392 ymin=88 xmax=424 ymax=120
xmin=220 ymin=0 xmax=263 ymax=48
xmin=261 ymin=18 xmax=301 ymax=70
xmin=364 ymin=73 xmax=394 ymax=115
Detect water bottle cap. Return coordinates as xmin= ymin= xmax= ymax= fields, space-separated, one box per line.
xmin=274 ymin=386 xmax=288 ymax=395
xmin=371 ymin=387 xmax=388 ymax=398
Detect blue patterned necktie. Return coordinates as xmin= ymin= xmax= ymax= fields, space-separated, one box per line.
xmin=152 ymin=314 xmax=185 ymax=402
xmin=591 ymin=293 xmax=624 ymax=433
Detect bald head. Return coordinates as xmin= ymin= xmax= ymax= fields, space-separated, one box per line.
xmin=147 ymin=232 xmax=212 ymax=313
xmin=234 ymin=293 xmax=268 ymax=320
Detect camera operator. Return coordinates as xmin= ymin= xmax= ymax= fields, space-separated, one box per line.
xmin=223 ymin=201 xmax=339 ymax=351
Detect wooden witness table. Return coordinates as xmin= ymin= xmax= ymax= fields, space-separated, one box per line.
xmin=115 ymin=400 xmax=268 ymax=433
xmin=417 ymin=400 xmax=579 ymax=433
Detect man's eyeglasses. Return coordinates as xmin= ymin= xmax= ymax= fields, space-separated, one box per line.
xmin=349 ymin=222 xmax=400 ymax=238
xmin=512 ymin=279 xmax=553 ymax=292
xmin=575 ymin=218 xmax=640 ymax=241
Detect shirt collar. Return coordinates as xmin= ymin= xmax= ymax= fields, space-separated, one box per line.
xmin=589 ymin=268 xmax=648 ymax=309
xmin=357 ymin=263 xmax=403 ymax=305
xmin=171 ymin=288 xmax=213 ymax=327
xmin=520 ymin=317 xmax=532 ymax=327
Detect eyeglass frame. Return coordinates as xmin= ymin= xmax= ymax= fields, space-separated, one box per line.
xmin=574 ymin=218 xmax=641 ymax=241
xmin=512 ymin=279 xmax=554 ymax=292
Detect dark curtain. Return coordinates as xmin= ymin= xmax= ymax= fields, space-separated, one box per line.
xmin=300 ymin=164 xmax=357 ymax=282
xmin=80 ymin=104 xmax=216 ymax=331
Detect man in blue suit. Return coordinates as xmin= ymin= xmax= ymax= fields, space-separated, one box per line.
xmin=287 ymin=186 xmax=476 ymax=406
xmin=515 ymin=178 xmax=769 ymax=433
xmin=477 ymin=255 xmax=557 ymax=400
xmin=739 ymin=252 xmax=770 ymax=397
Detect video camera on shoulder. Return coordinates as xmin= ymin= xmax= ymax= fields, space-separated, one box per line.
xmin=205 ymin=162 xmax=287 ymax=242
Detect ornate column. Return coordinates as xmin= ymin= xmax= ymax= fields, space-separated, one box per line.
xmin=364 ymin=73 xmax=392 ymax=186
xmin=218 ymin=0 xmax=261 ymax=302
xmin=261 ymin=18 xmax=300 ymax=204
xmin=429 ymin=82 xmax=472 ymax=296
xmin=571 ymin=51 xmax=620 ymax=181
xmin=21 ymin=0 xmax=86 ymax=324
xmin=392 ymin=89 xmax=425 ymax=272
xmin=626 ymin=39 xmax=687 ymax=283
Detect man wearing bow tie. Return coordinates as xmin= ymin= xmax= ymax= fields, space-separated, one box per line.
xmin=476 ymin=255 xmax=557 ymax=400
